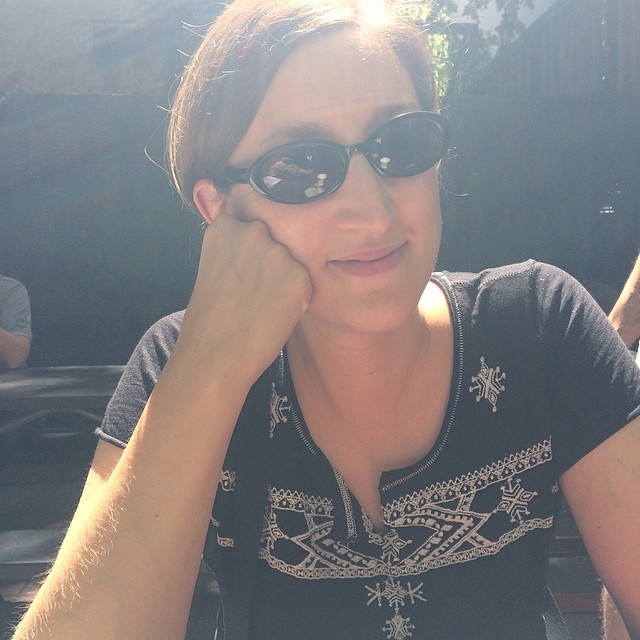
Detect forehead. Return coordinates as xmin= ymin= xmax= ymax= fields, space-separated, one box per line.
xmin=230 ymin=29 xmax=420 ymax=162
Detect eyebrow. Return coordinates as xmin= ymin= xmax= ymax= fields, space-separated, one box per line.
xmin=262 ymin=102 xmax=423 ymax=147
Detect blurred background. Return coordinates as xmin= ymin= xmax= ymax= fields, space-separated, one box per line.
xmin=1 ymin=0 xmax=638 ymax=366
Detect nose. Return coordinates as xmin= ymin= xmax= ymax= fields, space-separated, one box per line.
xmin=333 ymin=153 xmax=395 ymax=231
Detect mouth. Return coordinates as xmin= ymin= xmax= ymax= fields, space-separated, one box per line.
xmin=329 ymin=242 xmax=407 ymax=275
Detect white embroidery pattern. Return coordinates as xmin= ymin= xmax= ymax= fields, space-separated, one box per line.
xmin=469 ymin=356 xmax=506 ymax=412
xmin=259 ymin=441 xmax=553 ymax=581
xmin=369 ymin=529 xmax=413 ymax=564
xmin=219 ymin=469 xmax=236 ymax=491
xmin=497 ymin=477 xmax=537 ymax=523
xmin=217 ymin=534 xmax=234 ymax=548
xmin=384 ymin=612 xmax=415 ymax=640
xmin=366 ymin=577 xmax=427 ymax=640
xmin=262 ymin=510 xmax=287 ymax=551
xmin=270 ymin=382 xmax=292 ymax=437
xmin=257 ymin=442 xmax=552 ymax=639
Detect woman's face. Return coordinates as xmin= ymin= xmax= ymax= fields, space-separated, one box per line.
xmin=224 ymin=29 xmax=442 ymax=337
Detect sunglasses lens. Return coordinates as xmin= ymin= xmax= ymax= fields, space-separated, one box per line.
xmin=369 ymin=114 xmax=447 ymax=178
xmin=237 ymin=112 xmax=449 ymax=204
xmin=253 ymin=143 xmax=346 ymax=204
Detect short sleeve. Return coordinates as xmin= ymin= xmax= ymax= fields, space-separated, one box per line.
xmin=0 ymin=278 xmax=32 ymax=339
xmin=96 ymin=311 xmax=183 ymax=448
xmin=533 ymin=263 xmax=640 ymax=474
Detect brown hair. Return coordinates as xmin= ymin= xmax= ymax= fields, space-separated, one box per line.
xmin=167 ymin=0 xmax=437 ymax=211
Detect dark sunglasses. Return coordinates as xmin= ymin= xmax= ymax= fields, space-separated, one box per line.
xmin=223 ymin=111 xmax=450 ymax=205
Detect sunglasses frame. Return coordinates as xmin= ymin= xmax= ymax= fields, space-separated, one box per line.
xmin=223 ymin=111 xmax=451 ymax=205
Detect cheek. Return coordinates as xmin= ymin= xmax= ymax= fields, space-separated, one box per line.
xmin=403 ymin=172 xmax=441 ymax=227
xmin=226 ymin=189 xmax=260 ymax=223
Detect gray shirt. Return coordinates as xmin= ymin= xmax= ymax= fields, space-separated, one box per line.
xmin=0 ymin=276 xmax=32 ymax=339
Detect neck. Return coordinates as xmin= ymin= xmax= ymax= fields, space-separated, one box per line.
xmin=286 ymin=305 xmax=432 ymax=412
xmin=284 ymin=281 xmax=453 ymax=483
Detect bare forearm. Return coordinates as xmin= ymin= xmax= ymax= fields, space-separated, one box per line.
xmin=13 ymin=364 xmax=250 ymax=639
xmin=13 ymin=216 xmax=311 ymax=638
xmin=0 ymin=328 xmax=30 ymax=368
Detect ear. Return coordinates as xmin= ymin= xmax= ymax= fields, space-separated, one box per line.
xmin=193 ymin=179 xmax=226 ymax=224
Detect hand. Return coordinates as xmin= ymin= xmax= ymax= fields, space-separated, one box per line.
xmin=172 ymin=214 xmax=312 ymax=388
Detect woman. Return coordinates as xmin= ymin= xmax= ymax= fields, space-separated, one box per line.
xmin=14 ymin=1 xmax=640 ymax=638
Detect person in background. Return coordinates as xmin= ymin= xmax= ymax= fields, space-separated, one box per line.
xmin=12 ymin=1 xmax=640 ymax=638
xmin=609 ymin=253 xmax=640 ymax=349
xmin=0 ymin=275 xmax=31 ymax=369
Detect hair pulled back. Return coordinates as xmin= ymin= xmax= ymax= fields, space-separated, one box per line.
xmin=167 ymin=0 xmax=436 ymax=211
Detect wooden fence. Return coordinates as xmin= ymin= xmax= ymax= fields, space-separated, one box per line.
xmin=487 ymin=0 xmax=640 ymax=96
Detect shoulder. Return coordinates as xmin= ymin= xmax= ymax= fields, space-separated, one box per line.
xmin=128 ymin=310 xmax=185 ymax=379
xmin=0 ymin=276 xmax=28 ymax=299
xmin=436 ymin=259 xmax=576 ymax=293
xmin=98 ymin=311 xmax=186 ymax=447
xmin=116 ymin=310 xmax=185 ymax=394
xmin=435 ymin=260 xmax=589 ymax=315
xmin=138 ymin=310 xmax=184 ymax=349
xmin=0 ymin=276 xmax=25 ymax=288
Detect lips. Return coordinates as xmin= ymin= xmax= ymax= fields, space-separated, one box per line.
xmin=334 ymin=245 xmax=392 ymax=262
xmin=329 ymin=242 xmax=407 ymax=276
